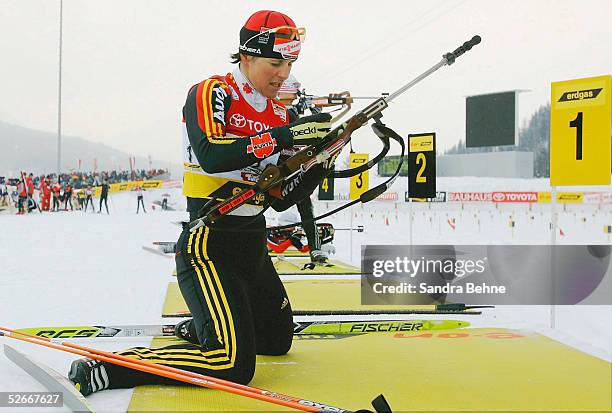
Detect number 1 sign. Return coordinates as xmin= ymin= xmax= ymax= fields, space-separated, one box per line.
xmin=551 ymin=75 xmax=611 ymax=186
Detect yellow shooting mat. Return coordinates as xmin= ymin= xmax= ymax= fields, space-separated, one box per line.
xmin=128 ymin=329 xmax=611 ymax=412
xmin=162 ymin=280 xmax=452 ymax=317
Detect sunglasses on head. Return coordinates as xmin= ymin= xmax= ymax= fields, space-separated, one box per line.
xmin=269 ymin=26 xmax=306 ymax=42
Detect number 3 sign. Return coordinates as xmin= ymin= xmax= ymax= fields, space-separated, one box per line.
xmin=551 ymin=75 xmax=611 ymax=186
xmin=349 ymin=153 xmax=369 ymax=200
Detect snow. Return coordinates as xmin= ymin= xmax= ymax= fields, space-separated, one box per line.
xmin=0 ymin=184 xmax=610 ymax=412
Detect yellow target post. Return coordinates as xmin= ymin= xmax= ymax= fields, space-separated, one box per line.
xmin=550 ymin=75 xmax=611 ymax=185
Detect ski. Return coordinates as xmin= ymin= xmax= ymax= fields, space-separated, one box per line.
xmin=164 ymin=308 xmax=486 ymax=317
xmin=3 ymin=344 xmax=95 ymax=413
xmin=164 ymin=304 xmax=491 ymax=319
xmin=16 ymin=324 xmax=176 ymax=339
xmin=292 ymin=305 xmax=493 ymax=316
xmin=294 ymin=319 xmax=468 ymax=334
xmin=16 ymin=319 xmax=469 ymax=339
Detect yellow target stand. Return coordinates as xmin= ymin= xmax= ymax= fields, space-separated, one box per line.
xmin=551 ymin=75 xmax=611 ymax=186
xmin=349 ymin=153 xmax=369 ymax=200
xmin=549 ymin=75 xmax=611 ymax=328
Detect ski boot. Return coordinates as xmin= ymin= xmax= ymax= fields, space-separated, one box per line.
xmin=301 ymin=249 xmax=330 ymax=270
xmin=68 ymin=358 xmax=109 ymax=396
xmin=174 ymin=319 xmax=200 ymax=345
xmin=310 ymin=249 xmax=329 ymax=265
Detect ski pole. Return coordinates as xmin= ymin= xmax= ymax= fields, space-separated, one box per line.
xmin=0 ymin=327 xmax=388 ymax=413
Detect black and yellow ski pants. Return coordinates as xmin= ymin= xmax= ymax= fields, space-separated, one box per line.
xmin=104 ymin=215 xmax=293 ymax=388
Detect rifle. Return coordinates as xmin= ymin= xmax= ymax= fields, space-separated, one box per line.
xmin=296 ymin=91 xmax=389 ymax=111
xmin=190 ymin=35 xmax=481 ymax=232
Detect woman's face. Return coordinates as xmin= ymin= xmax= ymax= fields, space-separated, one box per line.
xmin=241 ymin=55 xmax=293 ymax=99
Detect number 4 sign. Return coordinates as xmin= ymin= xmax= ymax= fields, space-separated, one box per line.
xmin=551 ymin=75 xmax=611 ymax=186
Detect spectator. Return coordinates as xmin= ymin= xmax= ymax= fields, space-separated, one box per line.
xmin=63 ymin=183 xmax=74 ymax=211
xmin=135 ymin=185 xmax=146 ymax=214
xmin=161 ymin=192 xmax=170 ymax=210
xmin=0 ymin=177 xmax=8 ymax=207
xmin=84 ymin=185 xmax=95 ymax=212
xmin=98 ymin=180 xmax=109 ymax=214
xmin=5 ymin=168 xmax=170 ymax=214
xmin=40 ymin=178 xmax=51 ymax=211
xmin=77 ymin=189 xmax=86 ymax=210
xmin=52 ymin=181 xmax=61 ymax=211
xmin=16 ymin=175 xmax=27 ymax=214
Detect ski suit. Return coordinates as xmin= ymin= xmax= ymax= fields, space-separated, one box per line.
xmin=102 ymin=67 xmax=330 ymax=388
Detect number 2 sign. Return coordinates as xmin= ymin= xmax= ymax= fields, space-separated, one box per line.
xmin=551 ymin=75 xmax=611 ymax=186
xmin=408 ymin=133 xmax=436 ymax=199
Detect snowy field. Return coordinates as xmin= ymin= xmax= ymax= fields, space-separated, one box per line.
xmin=0 ymin=182 xmax=610 ymax=412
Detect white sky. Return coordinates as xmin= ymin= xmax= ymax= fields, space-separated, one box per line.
xmin=1 ymin=0 xmax=611 ymax=164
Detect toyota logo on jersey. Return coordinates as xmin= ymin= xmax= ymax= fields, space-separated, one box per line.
xmin=247 ymin=132 xmax=277 ymax=159
xmin=230 ymin=113 xmax=247 ymax=128
xmin=229 ymin=114 xmax=272 ymax=133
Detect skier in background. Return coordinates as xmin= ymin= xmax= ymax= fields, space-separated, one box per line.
xmin=276 ymin=75 xmax=350 ymax=264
